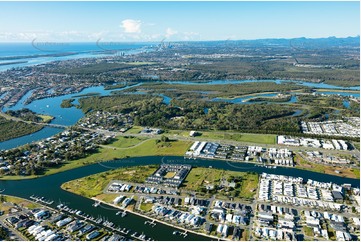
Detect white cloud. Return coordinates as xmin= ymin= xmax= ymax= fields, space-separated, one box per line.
xmin=183 ymin=31 xmax=201 ymax=41
xmin=165 ymin=28 xmax=178 ymax=38
xmin=120 ymin=19 xmax=142 ymax=33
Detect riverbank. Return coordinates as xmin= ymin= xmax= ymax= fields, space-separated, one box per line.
xmin=1 ymin=133 xmax=359 ymax=181
xmin=90 ymin=197 xmax=222 ymax=241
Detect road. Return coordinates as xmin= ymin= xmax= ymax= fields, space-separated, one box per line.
xmin=1 ymin=110 xmax=358 ymax=158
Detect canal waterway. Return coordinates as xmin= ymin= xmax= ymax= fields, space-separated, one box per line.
xmin=0 ymin=156 xmax=359 ymax=240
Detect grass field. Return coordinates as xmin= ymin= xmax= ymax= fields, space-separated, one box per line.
xmin=0 ymin=195 xmax=38 ymax=213
xmin=165 ymin=129 xmax=276 ymax=145
xmin=201 ymin=132 xmax=276 ymax=144
xmin=94 ymin=193 xmax=119 ymax=204
xmin=62 ymin=165 xmax=259 ymax=201
xmin=0 ymin=138 xmax=191 ymax=180
xmin=37 ymin=115 xmax=54 ymax=123
xmin=164 ymin=171 xmax=176 ymax=178
xmin=182 ymin=167 xmax=259 ymax=199
xmin=61 ymin=165 xmax=158 ymax=197
xmin=140 ymin=202 xmax=154 ymax=212
xmin=110 ymin=136 xmax=147 ymax=148
xmin=125 ymin=126 xmax=144 ymax=134
xmin=295 ymin=153 xmax=359 ymax=179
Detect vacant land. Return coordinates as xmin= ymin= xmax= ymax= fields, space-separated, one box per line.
xmin=109 ymin=136 xmax=147 ymax=148
xmin=294 ymin=153 xmax=359 ymax=179
xmin=61 ymin=165 xmax=158 ymax=197
xmin=200 ymin=132 xmax=276 ymax=145
xmin=0 ymin=137 xmax=191 ymax=180
xmin=182 ymin=167 xmax=259 ymax=200
xmin=165 ymin=130 xmax=276 ymax=145
xmin=0 ymin=195 xmax=38 ymax=214
xmin=62 ymin=165 xmax=259 ymax=201
xmin=128 ymin=82 xmax=309 ymax=99
xmin=38 ymin=115 xmax=54 ymax=123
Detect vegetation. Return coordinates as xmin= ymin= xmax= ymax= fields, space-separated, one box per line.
xmin=5 ymin=108 xmax=51 ymax=123
xmin=199 ymin=132 xmax=276 ymax=144
xmin=61 ymin=165 xmax=158 ymax=197
xmin=127 ymin=82 xmax=309 ymax=99
xmin=52 ymin=62 xmax=154 ymax=75
xmin=182 ymin=167 xmax=259 ymax=200
xmin=0 ymin=116 xmax=43 ymax=142
xmin=38 ymin=115 xmax=54 ymax=123
xmin=139 ymin=202 xmax=154 ymax=212
xmin=0 ymin=226 xmax=9 ymax=240
xmin=62 ymin=165 xmax=259 ymax=202
xmin=248 ymin=95 xmax=292 ymax=103
xmin=79 ymin=94 xmax=302 ymax=135
xmin=60 ymin=98 xmax=75 ymax=108
xmin=108 ymin=136 xmax=147 ymax=148
xmin=294 ymin=153 xmax=359 ymax=179
xmin=0 ymin=137 xmax=191 ymax=180
xmin=0 ymin=195 xmax=38 ymax=212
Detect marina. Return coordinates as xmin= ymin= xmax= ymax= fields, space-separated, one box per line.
xmin=144 ymin=220 xmax=157 ymax=227
xmin=29 ymin=195 xmax=54 ymax=205
xmin=55 ymin=202 xmax=152 ymax=240
xmin=0 ymin=156 xmax=359 ymax=241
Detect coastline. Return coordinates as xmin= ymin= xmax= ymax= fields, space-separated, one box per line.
xmin=90 ymin=197 xmax=225 ymax=241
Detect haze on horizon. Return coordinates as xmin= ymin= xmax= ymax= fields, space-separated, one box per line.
xmin=0 ymin=1 xmax=359 ymax=42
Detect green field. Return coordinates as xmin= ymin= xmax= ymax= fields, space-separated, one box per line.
xmin=182 ymin=167 xmax=259 ymax=199
xmin=110 ymin=136 xmax=147 ymax=148
xmin=0 ymin=138 xmax=191 ymax=180
xmin=200 ymin=132 xmax=276 ymax=144
xmin=62 ymin=165 xmax=259 ymax=200
xmin=0 ymin=195 xmax=38 ymax=213
xmin=140 ymin=202 xmax=154 ymax=212
xmin=125 ymin=126 xmax=144 ymax=134
xmin=37 ymin=115 xmax=54 ymax=123
xmin=61 ymin=165 xmax=158 ymax=197
xmin=166 ymin=129 xmax=276 ymax=145
xmin=294 ymin=153 xmax=359 ymax=179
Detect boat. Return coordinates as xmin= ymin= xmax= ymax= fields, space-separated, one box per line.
xmin=93 ymin=201 xmax=101 ymax=207
xmin=144 ymin=220 xmax=156 ymax=227
xmin=121 ymin=211 xmax=127 ymax=217
xmin=116 ymin=211 xmax=122 ymax=216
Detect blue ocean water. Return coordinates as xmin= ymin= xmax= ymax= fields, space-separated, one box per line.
xmin=0 ymin=42 xmax=150 ymax=57
xmin=0 ymin=42 xmax=153 ymax=71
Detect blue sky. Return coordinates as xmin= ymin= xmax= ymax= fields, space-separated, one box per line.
xmin=0 ymin=1 xmax=359 ymax=42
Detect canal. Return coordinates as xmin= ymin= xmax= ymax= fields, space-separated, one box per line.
xmin=0 ymin=156 xmax=359 ymax=240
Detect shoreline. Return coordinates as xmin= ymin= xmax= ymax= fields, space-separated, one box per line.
xmin=0 ymin=153 xmax=360 ymax=181
xmin=90 ymin=197 xmax=225 ymax=241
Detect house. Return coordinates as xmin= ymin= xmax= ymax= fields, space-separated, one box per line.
xmin=332 ymin=191 xmax=344 ymax=202
xmin=204 ymin=222 xmax=213 ymax=234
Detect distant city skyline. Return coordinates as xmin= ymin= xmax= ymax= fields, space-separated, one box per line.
xmin=0 ymin=1 xmax=359 ymax=42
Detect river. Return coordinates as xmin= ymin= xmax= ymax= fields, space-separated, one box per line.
xmin=0 ymin=156 xmax=359 ymax=240
xmin=0 ymin=79 xmax=359 ymax=150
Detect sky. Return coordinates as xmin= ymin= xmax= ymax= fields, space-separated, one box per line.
xmin=0 ymin=1 xmax=359 ymax=42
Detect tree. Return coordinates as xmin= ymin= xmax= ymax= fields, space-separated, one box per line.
xmin=160 ymin=135 xmax=170 ymax=142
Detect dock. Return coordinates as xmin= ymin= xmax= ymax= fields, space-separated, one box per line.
xmin=144 ymin=220 xmax=156 ymax=227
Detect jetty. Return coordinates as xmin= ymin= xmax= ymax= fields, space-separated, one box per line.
xmin=144 ymin=220 xmax=156 ymax=227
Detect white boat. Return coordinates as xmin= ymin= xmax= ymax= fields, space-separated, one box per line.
xmin=93 ymin=201 xmax=100 ymax=207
